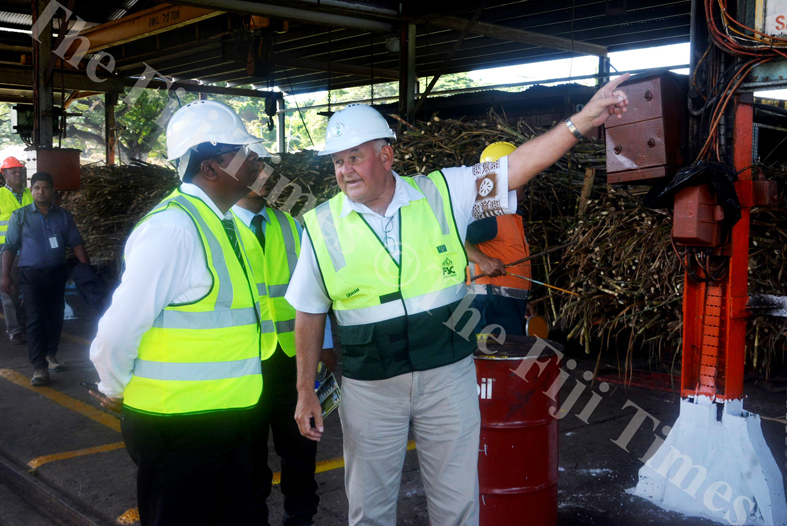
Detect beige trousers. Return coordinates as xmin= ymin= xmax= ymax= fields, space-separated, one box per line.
xmin=339 ymin=356 xmax=480 ymax=526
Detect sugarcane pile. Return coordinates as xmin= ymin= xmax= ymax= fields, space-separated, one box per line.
xmin=60 ymin=161 xmax=180 ymax=268
xmin=555 ymin=188 xmax=684 ymax=371
xmin=746 ymin=164 xmax=787 ymax=381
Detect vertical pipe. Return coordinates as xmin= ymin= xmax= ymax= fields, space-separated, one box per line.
xmin=105 ymin=93 xmax=117 ymax=165
xmin=398 ymin=23 xmax=416 ymax=120
xmin=597 ymin=56 xmax=610 ymax=88
xmin=277 ymin=96 xmax=286 ymax=154
xmin=688 ymin=0 xmax=704 ymax=159
xmin=33 ymin=0 xmax=54 ymax=148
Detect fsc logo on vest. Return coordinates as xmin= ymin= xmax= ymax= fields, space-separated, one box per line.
xmin=477 ymin=377 xmax=494 ymax=399
xmin=441 ymin=257 xmax=456 ymax=278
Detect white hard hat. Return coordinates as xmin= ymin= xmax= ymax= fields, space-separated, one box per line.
xmin=249 ymin=142 xmax=270 ymax=159
xmin=166 ymin=100 xmax=261 ymax=161
xmin=319 ymin=104 xmax=396 ymax=156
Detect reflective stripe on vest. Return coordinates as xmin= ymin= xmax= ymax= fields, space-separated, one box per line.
xmin=244 ymin=207 xmax=300 ymax=359
xmin=133 ymin=356 xmax=261 ymax=381
xmin=332 ymin=282 xmax=466 ymax=326
xmin=0 ymin=188 xmax=32 ymax=243
xmin=123 ymin=190 xmax=262 ymax=415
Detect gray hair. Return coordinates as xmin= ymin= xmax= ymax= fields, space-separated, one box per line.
xmin=372 ymin=138 xmax=389 ymax=154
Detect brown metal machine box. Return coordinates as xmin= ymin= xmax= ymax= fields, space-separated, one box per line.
xmin=672 ymin=184 xmax=724 ymax=247
xmin=606 ymin=72 xmax=688 ymax=185
xmin=34 ymin=148 xmax=81 ymax=191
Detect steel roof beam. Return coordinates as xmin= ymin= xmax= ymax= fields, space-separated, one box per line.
xmin=173 ymin=0 xmax=394 ymax=32
xmin=74 ymin=4 xmax=223 ymax=54
xmin=0 ymin=65 xmax=126 ymax=93
xmin=428 ymin=15 xmax=607 ymax=56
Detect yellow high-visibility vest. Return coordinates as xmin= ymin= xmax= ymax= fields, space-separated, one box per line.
xmin=244 ymin=207 xmax=301 ymax=360
xmin=0 ymin=187 xmax=32 ymax=244
xmin=123 ymin=189 xmax=264 ymax=415
xmin=303 ymin=171 xmax=474 ymax=380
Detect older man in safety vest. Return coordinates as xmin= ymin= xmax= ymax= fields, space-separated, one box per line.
xmin=286 ymin=75 xmax=631 ymax=525
xmin=0 ymin=156 xmax=31 ymax=344
xmin=90 ymin=100 xmax=267 ymax=526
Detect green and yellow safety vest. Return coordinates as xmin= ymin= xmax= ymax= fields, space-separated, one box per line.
xmin=123 ymin=189 xmax=264 ymax=415
xmin=244 ymin=207 xmax=301 ymax=360
xmin=303 ymin=171 xmax=474 ymax=381
xmin=0 ymin=187 xmax=32 ymax=244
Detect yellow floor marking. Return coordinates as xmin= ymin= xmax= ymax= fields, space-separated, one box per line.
xmin=272 ymin=439 xmax=416 ymax=486
xmin=0 ymin=369 xmax=120 ymax=432
xmin=116 ymin=441 xmax=418 ymax=523
xmin=59 ymin=331 xmax=93 ymax=345
xmin=117 ymin=508 xmax=140 ymax=524
xmin=28 ymin=442 xmax=126 ymax=469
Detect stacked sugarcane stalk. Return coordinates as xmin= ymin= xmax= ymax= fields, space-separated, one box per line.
xmin=555 ymin=170 xmax=787 ymax=381
xmin=555 ymin=188 xmax=684 ymax=374
xmin=746 ymin=164 xmax=787 ymax=381
xmin=60 ymin=161 xmax=180 ymax=269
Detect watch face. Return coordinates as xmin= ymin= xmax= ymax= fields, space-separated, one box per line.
xmin=478 ymin=177 xmax=494 ymax=197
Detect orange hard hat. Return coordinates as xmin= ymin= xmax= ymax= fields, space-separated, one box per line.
xmin=1 ymin=157 xmax=24 ymax=170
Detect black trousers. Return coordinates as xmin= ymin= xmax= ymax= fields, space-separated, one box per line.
xmin=251 ymin=346 xmax=319 ymax=526
xmin=121 ymin=404 xmax=259 ymax=526
xmin=19 ymin=265 xmax=67 ymax=370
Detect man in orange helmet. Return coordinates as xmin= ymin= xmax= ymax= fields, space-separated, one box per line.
xmin=0 ymin=157 xmax=31 ymax=345
xmin=465 ymin=142 xmax=533 ymax=336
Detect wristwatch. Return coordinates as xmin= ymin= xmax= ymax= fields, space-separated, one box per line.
xmin=564 ymin=118 xmax=585 ymax=141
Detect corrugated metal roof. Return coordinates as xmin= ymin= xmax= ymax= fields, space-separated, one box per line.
xmin=0 ymin=0 xmax=691 ymax=101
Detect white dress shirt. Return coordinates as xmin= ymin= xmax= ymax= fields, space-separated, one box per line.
xmin=232 ymin=204 xmax=333 ymax=350
xmin=285 ymin=160 xmax=513 ymax=315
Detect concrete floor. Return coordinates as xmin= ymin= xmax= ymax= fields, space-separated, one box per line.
xmin=0 ymin=289 xmax=784 ymax=525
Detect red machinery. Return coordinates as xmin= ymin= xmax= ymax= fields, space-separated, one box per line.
xmin=607 ymin=73 xmax=786 ymax=525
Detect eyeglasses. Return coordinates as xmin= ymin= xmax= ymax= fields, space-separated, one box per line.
xmin=211 ymin=144 xmax=254 ymax=160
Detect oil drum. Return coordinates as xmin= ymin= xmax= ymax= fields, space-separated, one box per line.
xmin=474 ymin=335 xmax=562 ymax=526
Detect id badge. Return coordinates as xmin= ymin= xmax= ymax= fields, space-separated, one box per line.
xmin=49 ymin=237 xmax=59 ymax=249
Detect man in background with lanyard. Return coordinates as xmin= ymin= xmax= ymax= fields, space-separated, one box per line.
xmin=0 ymin=156 xmax=32 ymax=345
xmin=1 ymin=172 xmax=89 ymax=386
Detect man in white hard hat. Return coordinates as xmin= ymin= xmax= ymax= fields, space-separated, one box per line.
xmin=287 ymin=75 xmax=631 ymax=525
xmin=90 ymin=100 xmax=267 ymax=526
xmin=232 ymin=144 xmax=337 ymax=526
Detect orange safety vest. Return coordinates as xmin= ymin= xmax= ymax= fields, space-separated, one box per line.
xmin=466 ymin=214 xmax=531 ymax=298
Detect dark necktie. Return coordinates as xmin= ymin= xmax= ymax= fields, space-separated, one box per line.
xmin=221 ymin=218 xmax=246 ymax=271
xmin=250 ymin=214 xmax=266 ymax=251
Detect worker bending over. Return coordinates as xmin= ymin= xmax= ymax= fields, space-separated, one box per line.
xmin=288 ymin=74 xmax=630 ymax=526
